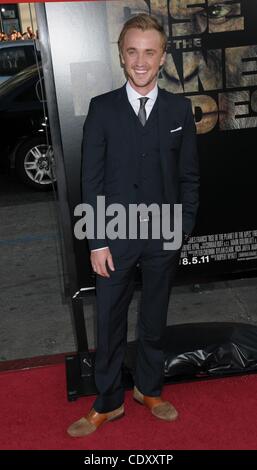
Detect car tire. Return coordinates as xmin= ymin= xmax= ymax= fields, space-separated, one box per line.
xmin=15 ymin=136 xmax=55 ymax=191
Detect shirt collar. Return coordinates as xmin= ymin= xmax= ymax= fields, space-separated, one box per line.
xmin=126 ymin=80 xmax=158 ymax=103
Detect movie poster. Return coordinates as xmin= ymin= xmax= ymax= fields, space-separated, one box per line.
xmin=41 ymin=0 xmax=257 ymax=289
xmin=105 ymin=0 xmax=257 ymax=278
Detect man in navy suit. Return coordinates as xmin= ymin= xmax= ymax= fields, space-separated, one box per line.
xmin=68 ymin=13 xmax=199 ymax=437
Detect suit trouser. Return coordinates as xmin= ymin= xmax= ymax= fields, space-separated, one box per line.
xmin=93 ymin=237 xmax=181 ymax=413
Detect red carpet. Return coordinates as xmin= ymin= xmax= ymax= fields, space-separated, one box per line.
xmin=0 ymin=363 xmax=257 ymax=450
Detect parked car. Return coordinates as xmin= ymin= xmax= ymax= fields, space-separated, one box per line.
xmin=0 ymin=40 xmax=40 ymax=85
xmin=0 ymin=63 xmax=55 ymax=191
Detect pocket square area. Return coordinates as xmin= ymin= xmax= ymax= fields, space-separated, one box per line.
xmin=170 ymin=126 xmax=182 ymax=133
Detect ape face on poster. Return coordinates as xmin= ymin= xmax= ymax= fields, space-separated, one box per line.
xmin=39 ymin=0 xmax=257 ymax=290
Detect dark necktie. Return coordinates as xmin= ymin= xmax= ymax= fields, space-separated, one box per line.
xmin=138 ymin=97 xmax=149 ymax=126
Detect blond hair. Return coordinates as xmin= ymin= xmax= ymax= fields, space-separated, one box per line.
xmin=118 ymin=14 xmax=167 ymax=53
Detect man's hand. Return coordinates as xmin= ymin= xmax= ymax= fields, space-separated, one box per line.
xmin=90 ymin=248 xmax=115 ymax=278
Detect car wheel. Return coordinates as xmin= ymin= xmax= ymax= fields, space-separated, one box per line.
xmin=15 ymin=136 xmax=56 ymax=191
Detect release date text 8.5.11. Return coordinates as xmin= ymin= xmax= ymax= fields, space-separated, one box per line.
xmin=180 ymin=255 xmax=210 ymax=266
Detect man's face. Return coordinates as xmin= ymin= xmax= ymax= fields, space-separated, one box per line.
xmin=120 ymin=27 xmax=166 ymax=95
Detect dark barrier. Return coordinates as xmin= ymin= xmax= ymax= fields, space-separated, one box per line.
xmin=66 ymin=322 xmax=257 ymax=400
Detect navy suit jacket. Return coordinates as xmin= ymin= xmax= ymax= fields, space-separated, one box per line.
xmin=81 ymin=84 xmax=200 ymax=250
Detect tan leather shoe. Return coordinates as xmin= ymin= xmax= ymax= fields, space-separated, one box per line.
xmin=133 ymin=386 xmax=178 ymax=421
xmin=67 ymin=404 xmax=124 ymax=437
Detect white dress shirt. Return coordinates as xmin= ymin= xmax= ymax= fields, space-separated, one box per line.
xmin=126 ymin=80 xmax=158 ymax=118
xmin=91 ymin=81 xmax=158 ymax=252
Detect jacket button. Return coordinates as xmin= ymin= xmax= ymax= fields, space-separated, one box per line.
xmin=141 ymin=153 xmax=147 ymax=157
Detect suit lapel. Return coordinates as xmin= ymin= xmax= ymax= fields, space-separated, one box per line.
xmin=158 ymin=86 xmax=182 ymax=180
xmin=158 ymin=87 xmax=171 ymax=185
xmin=114 ymin=84 xmax=136 ymax=147
xmin=114 ymin=84 xmax=138 ymax=179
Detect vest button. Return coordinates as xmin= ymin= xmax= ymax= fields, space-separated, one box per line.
xmin=133 ymin=183 xmax=138 ymax=189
